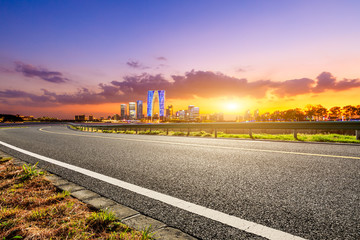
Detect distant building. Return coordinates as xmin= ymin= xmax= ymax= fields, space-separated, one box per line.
xmin=188 ymin=105 xmax=195 ymax=120
xmin=120 ymin=104 xmax=127 ymax=119
xmin=88 ymin=115 xmax=94 ymax=121
xmin=177 ymin=110 xmax=186 ymax=120
xmin=147 ymin=90 xmax=165 ymax=120
xmin=166 ymin=105 xmax=173 ymax=119
xmin=137 ymin=100 xmax=143 ymax=119
xmin=193 ymin=107 xmax=200 ymax=120
xmin=182 ymin=105 xmax=199 ymax=121
xmin=22 ymin=116 xmax=34 ymax=121
xmin=209 ymin=113 xmax=224 ymax=122
xmin=129 ymin=102 xmax=136 ymax=120
xmin=75 ymin=115 xmax=85 ymax=121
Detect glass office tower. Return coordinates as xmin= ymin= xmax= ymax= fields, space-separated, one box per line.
xmin=147 ymin=90 xmax=165 ymax=119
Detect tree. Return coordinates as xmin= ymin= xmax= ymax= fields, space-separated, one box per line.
xmin=314 ymin=105 xmax=328 ymax=120
xmin=342 ymin=105 xmax=357 ymax=120
xmin=270 ymin=111 xmax=281 ymax=121
xmin=329 ymin=106 xmax=341 ymax=119
xmin=294 ymin=108 xmax=306 ymax=121
xmin=254 ymin=109 xmax=261 ymax=121
xmin=260 ymin=112 xmax=270 ymax=121
xmin=356 ymin=105 xmax=360 ymax=116
xmin=305 ymin=105 xmax=316 ymax=120
xmin=281 ymin=108 xmax=305 ymax=121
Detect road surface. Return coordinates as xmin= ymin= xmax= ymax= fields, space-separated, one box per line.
xmin=0 ymin=125 xmax=359 ymax=239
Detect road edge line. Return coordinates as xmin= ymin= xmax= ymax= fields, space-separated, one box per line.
xmin=0 ymin=140 xmax=307 ymax=240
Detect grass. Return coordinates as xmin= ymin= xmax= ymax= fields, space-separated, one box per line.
xmin=217 ymin=132 xmax=360 ymax=143
xmin=0 ymin=159 xmax=154 ymax=239
xmin=218 ymin=132 xmax=296 ymax=141
xmin=141 ymin=225 xmax=155 ymax=240
xmin=297 ymin=133 xmax=360 ymax=143
xmin=0 ymin=156 xmax=13 ymax=163
xmin=70 ymin=125 xmax=360 ymax=144
xmin=20 ymin=162 xmax=45 ymax=181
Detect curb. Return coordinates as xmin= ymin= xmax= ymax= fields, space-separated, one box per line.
xmin=0 ymin=150 xmax=197 ymax=240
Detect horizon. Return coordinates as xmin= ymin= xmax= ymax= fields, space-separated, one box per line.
xmin=1 ymin=0 xmax=360 ymax=119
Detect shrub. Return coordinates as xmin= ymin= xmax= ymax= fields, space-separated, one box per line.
xmin=124 ymin=130 xmax=136 ymax=134
xmin=172 ymin=131 xmax=186 ymax=136
xmin=202 ymin=133 xmax=213 ymax=137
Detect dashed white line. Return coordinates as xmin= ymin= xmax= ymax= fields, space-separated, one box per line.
xmin=0 ymin=140 xmax=306 ymax=240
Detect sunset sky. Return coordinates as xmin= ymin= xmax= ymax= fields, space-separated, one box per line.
xmin=1 ymin=0 xmax=360 ymax=119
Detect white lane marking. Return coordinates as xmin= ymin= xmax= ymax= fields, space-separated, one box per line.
xmin=0 ymin=140 xmax=306 ymax=240
xmin=40 ymin=127 xmax=360 ymax=160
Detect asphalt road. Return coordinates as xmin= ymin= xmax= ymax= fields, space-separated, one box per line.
xmin=0 ymin=125 xmax=359 ymax=239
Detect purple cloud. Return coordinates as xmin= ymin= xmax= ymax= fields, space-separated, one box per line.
xmin=273 ymin=78 xmax=315 ymax=97
xmin=156 ymin=56 xmax=167 ymax=61
xmin=126 ymin=60 xmax=149 ymax=69
xmin=1 ymin=71 xmax=360 ymax=107
xmin=313 ymin=72 xmax=360 ymax=92
xmin=14 ymin=61 xmax=70 ymax=83
xmin=169 ymin=70 xmax=274 ymax=98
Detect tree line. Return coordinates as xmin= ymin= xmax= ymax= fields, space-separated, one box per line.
xmin=244 ymin=105 xmax=360 ymax=122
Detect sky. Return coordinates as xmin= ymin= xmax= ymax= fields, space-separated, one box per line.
xmin=1 ymin=0 xmax=360 ymax=119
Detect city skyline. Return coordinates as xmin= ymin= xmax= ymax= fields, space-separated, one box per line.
xmin=1 ymin=1 xmax=360 ymax=119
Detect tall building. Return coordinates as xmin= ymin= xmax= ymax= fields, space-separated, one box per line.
xmin=137 ymin=100 xmax=143 ymax=119
xmin=166 ymin=105 xmax=173 ymax=119
xmin=193 ymin=107 xmax=200 ymax=120
xmin=120 ymin=104 xmax=127 ymax=119
xmin=147 ymin=90 xmax=165 ymax=119
xmin=177 ymin=110 xmax=186 ymax=120
xmin=88 ymin=115 xmax=94 ymax=121
xmin=129 ymin=102 xmax=136 ymax=120
xmin=188 ymin=105 xmax=195 ymax=120
xmin=187 ymin=105 xmax=200 ymax=121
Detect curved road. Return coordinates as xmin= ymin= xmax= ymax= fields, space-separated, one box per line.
xmin=0 ymin=125 xmax=359 ymax=239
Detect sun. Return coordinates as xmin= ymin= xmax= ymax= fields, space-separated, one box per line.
xmin=226 ymin=102 xmax=239 ymax=111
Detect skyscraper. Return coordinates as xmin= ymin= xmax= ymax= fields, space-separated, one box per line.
xmin=137 ymin=100 xmax=143 ymax=119
xmin=147 ymin=90 xmax=165 ymax=119
xmin=193 ymin=107 xmax=200 ymax=120
xmin=188 ymin=105 xmax=195 ymax=120
xmin=120 ymin=104 xmax=127 ymax=119
xmin=166 ymin=105 xmax=173 ymax=119
xmin=129 ymin=102 xmax=136 ymax=120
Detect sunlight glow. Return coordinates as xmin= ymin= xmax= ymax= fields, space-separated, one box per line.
xmin=226 ymin=102 xmax=239 ymax=111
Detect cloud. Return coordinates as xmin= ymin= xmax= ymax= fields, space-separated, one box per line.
xmin=313 ymin=72 xmax=360 ymax=92
xmin=0 ymin=89 xmax=56 ymax=106
xmin=0 ymin=67 xmax=13 ymax=73
xmin=111 ymin=73 xmax=171 ymax=95
xmin=1 ymin=70 xmax=360 ymax=107
xmin=169 ymin=70 xmax=275 ymax=98
xmin=14 ymin=61 xmax=70 ymax=83
xmin=313 ymin=72 xmax=336 ymax=92
xmin=126 ymin=60 xmax=149 ymax=69
xmin=273 ymin=78 xmax=315 ymax=97
xmin=156 ymin=56 xmax=167 ymax=61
